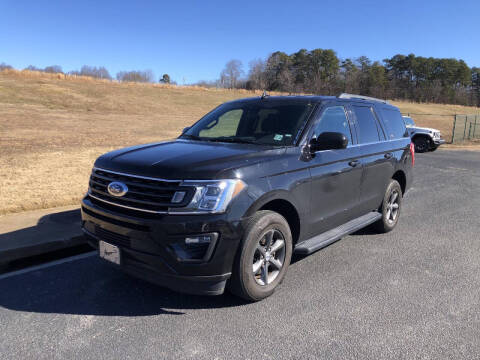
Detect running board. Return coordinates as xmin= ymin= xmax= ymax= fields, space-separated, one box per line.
xmin=294 ymin=212 xmax=382 ymax=255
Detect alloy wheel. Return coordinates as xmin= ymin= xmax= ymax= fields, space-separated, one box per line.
xmin=386 ymin=190 xmax=400 ymax=224
xmin=252 ymin=229 xmax=286 ymax=286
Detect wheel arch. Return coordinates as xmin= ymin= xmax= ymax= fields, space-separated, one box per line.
xmin=411 ymin=133 xmax=432 ymax=143
xmin=245 ymin=191 xmax=302 ymax=246
xmin=392 ymin=170 xmax=407 ymax=195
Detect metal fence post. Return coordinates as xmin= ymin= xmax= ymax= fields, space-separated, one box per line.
xmin=475 ymin=115 xmax=478 ymax=138
xmin=451 ymin=114 xmax=457 ymax=143
xmin=463 ymin=116 xmax=467 ymax=141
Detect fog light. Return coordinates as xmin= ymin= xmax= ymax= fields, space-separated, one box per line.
xmin=185 ymin=235 xmax=212 ymax=245
xmin=170 ymin=233 xmax=218 ymax=262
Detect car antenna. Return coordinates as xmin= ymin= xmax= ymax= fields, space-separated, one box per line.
xmin=261 ymin=90 xmax=269 ymax=99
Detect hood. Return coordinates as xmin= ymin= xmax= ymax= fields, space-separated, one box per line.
xmin=407 ymin=126 xmax=439 ymax=134
xmin=94 ymin=139 xmax=285 ymax=180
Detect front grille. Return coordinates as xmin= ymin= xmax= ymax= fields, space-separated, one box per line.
xmin=88 ymin=168 xmax=193 ymax=213
xmin=95 ymin=225 xmax=131 ymax=248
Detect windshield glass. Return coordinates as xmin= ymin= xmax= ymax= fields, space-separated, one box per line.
xmin=181 ymin=101 xmax=313 ymax=146
xmin=403 ymin=116 xmax=415 ymax=126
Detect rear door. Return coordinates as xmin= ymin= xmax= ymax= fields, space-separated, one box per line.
xmin=306 ymin=102 xmax=362 ymax=236
xmin=350 ymin=103 xmax=395 ymax=215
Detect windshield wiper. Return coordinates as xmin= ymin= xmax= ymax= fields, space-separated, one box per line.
xmin=181 ymin=134 xmax=258 ymax=145
xmin=180 ymin=134 xmax=203 ymax=141
xmin=206 ymin=137 xmax=258 ymax=145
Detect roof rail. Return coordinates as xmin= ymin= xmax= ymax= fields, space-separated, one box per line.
xmin=338 ymin=93 xmax=389 ymax=104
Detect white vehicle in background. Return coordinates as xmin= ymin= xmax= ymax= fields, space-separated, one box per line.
xmin=403 ymin=116 xmax=446 ymax=153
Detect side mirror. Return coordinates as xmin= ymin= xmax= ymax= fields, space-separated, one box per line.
xmin=182 ymin=126 xmax=190 ymax=134
xmin=310 ymin=132 xmax=348 ymax=152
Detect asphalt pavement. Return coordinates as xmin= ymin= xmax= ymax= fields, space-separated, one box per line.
xmin=1 ymin=149 xmax=479 ymax=359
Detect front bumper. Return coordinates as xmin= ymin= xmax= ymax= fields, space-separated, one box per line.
xmin=433 ymin=138 xmax=446 ymax=146
xmin=81 ymin=195 xmax=245 ymax=295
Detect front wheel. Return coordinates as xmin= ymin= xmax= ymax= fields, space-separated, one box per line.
xmin=374 ymin=179 xmax=403 ymax=233
xmin=414 ymin=137 xmax=429 ymax=153
xmin=228 ymin=210 xmax=292 ymax=301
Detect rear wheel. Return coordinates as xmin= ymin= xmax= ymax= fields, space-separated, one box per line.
xmin=375 ymin=179 xmax=402 ymax=233
xmin=414 ymin=136 xmax=429 ymax=153
xmin=229 ymin=210 xmax=292 ymax=301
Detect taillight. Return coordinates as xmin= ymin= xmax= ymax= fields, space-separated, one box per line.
xmin=409 ymin=143 xmax=415 ymax=166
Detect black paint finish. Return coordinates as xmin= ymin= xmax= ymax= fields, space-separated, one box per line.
xmin=82 ymin=96 xmax=413 ymax=295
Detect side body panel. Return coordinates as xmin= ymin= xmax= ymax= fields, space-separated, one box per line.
xmin=304 ymin=101 xmax=363 ymax=237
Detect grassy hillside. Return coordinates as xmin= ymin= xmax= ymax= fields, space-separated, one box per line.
xmin=0 ymin=69 xmax=479 ymax=215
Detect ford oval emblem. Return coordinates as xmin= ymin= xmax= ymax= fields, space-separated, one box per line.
xmin=107 ymin=181 xmax=128 ymax=197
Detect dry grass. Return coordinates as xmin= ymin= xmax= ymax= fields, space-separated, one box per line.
xmin=0 ymin=69 xmax=479 ymax=215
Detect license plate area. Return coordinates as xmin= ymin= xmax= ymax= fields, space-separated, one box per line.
xmin=99 ymin=240 xmax=121 ymax=265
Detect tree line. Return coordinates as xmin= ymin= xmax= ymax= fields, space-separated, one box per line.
xmin=215 ymin=51 xmax=480 ymax=106
xmin=0 ymin=62 xmax=173 ymax=84
xmin=3 ymin=50 xmax=479 ymax=106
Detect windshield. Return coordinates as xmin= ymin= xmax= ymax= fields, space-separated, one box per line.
xmin=181 ymin=101 xmax=313 ymax=146
xmin=403 ymin=116 xmax=415 ymax=127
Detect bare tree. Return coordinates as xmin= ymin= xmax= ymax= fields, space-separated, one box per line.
xmin=116 ymin=70 xmax=154 ymax=83
xmin=25 ymin=65 xmax=42 ymax=71
xmin=43 ymin=65 xmax=63 ymax=74
xmin=220 ymin=59 xmax=243 ymax=88
xmin=0 ymin=62 xmax=13 ymax=71
xmin=77 ymin=65 xmax=112 ymax=80
xmin=247 ymin=58 xmax=266 ymax=90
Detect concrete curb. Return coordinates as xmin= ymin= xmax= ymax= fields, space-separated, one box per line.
xmin=0 ymin=205 xmax=86 ymax=264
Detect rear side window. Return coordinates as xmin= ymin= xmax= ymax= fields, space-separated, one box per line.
xmin=379 ymin=107 xmax=408 ymax=139
xmin=352 ymin=105 xmax=381 ymax=144
xmin=313 ymin=106 xmax=352 ymax=146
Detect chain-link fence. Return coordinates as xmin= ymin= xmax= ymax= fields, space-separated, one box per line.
xmin=452 ymin=115 xmax=480 ymax=143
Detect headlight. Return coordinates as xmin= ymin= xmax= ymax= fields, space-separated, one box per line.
xmin=169 ymin=179 xmax=246 ymax=214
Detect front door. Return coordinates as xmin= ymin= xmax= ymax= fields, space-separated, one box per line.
xmin=306 ymin=103 xmax=363 ymax=237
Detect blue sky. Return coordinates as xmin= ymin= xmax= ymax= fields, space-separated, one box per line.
xmin=1 ymin=0 xmax=479 ymax=83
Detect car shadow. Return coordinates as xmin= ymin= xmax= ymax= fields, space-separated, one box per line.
xmin=0 ymin=254 xmax=249 ymax=317
xmin=351 ymin=223 xmax=378 ymax=236
xmin=290 ymin=225 xmax=379 ymax=265
xmin=0 ymin=210 xmax=380 ymax=317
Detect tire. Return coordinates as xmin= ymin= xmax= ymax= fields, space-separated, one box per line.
xmin=414 ymin=136 xmax=429 ymax=153
xmin=430 ymin=144 xmax=438 ymax=152
xmin=228 ymin=210 xmax=293 ymax=301
xmin=374 ymin=179 xmax=403 ymax=233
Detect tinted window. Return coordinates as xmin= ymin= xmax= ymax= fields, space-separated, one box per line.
xmin=352 ymin=106 xmax=381 ymax=144
xmin=199 ymin=109 xmax=243 ymax=138
xmin=184 ymin=102 xmax=312 ymax=146
xmin=313 ymin=106 xmax=352 ymax=145
xmin=380 ymin=108 xmax=409 ymax=139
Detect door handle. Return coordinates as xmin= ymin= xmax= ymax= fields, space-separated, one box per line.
xmin=384 ymin=153 xmax=393 ymax=159
xmin=348 ymin=160 xmax=359 ymax=167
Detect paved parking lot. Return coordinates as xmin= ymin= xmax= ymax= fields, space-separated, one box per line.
xmin=1 ymin=150 xmax=479 ymax=359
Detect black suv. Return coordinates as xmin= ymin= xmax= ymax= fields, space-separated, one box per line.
xmin=82 ymin=93 xmax=414 ymax=301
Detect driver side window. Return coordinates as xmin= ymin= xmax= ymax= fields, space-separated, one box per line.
xmin=313 ymin=106 xmax=352 ymax=146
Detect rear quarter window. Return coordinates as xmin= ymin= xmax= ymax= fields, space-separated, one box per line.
xmin=378 ymin=107 xmax=408 ymax=140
